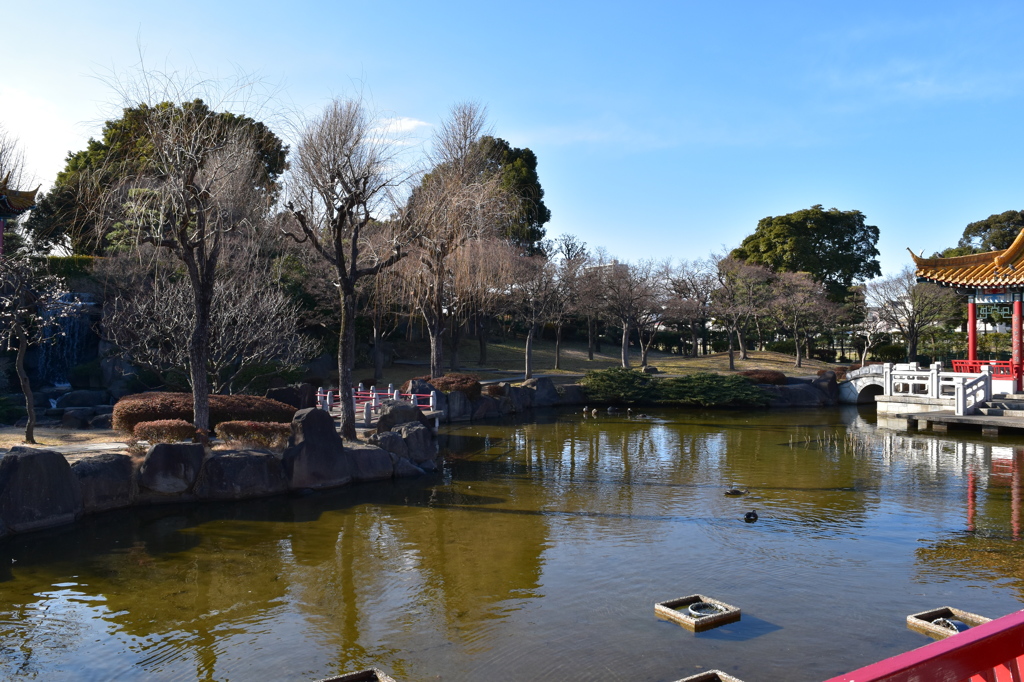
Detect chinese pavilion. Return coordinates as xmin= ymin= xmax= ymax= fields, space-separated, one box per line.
xmin=0 ymin=173 xmax=39 ymax=256
xmin=911 ymin=229 xmax=1024 ymax=390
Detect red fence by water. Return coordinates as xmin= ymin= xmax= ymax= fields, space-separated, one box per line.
xmin=824 ymin=609 xmax=1024 ymax=682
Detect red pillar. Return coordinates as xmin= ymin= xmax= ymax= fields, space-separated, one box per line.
xmin=968 ymin=296 xmax=978 ymax=362
xmin=1015 ymin=295 xmax=1023 ymax=391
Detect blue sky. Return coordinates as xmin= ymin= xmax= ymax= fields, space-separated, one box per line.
xmin=7 ymin=1 xmax=1024 ymax=275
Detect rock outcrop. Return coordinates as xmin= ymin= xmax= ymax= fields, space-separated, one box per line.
xmin=194 ymin=450 xmax=288 ymax=500
xmin=138 ymin=443 xmax=205 ymax=495
xmin=71 ymin=453 xmax=135 ymax=513
xmin=281 ymin=407 xmax=352 ymax=490
xmin=0 ymin=447 xmax=83 ymax=532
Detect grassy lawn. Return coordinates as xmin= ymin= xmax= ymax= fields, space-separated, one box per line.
xmin=369 ymin=338 xmax=837 ymax=388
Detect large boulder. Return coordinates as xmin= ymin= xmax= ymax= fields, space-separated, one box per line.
xmin=394 ymin=422 xmax=437 ymax=470
xmin=281 ymin=407 xmax=352 ymax=490
xmin=559 ymin=384 xmax=586 ymax=406
xmin=344 ymin=443 xmax=395 ymax=482
xmin=375 ymin=399 xmax=431 ymax=433
xmin=55 ymin=390 xmax=109 ymax=409
xmin=446 ymin=390 xmax=474 ymax=422
xmin=497 ymin=396 xmax=516 ymax=415
xmin=406 ymin=379 xmax=437 ymax=398
xmin=812 ymin=371 xmax=840 ymax=404
xmin=194 ymin=450 xmax=288 ymax=500
xmin=523 ymin=377 xmax=560 ymax=407
xmin=472 ymin=395 xmax=500 ymax=420
xmin=89 ymin=413 xmax=113 ymax=430
xmin=71 ymin=453 xmax=135 ymax=513
xmin=0 ymin=447 xmax=83 ymax=532
xmin=61 ymin=407 xmax=94 ymax=429
xmin=138 ymin=443 xmax=205 ymax=495
xmin=265 ymin=383 xmax=318 ymax=410
xmin=761 ymin=382 xmax=831 ymax=407
xmin=367 ymin=431 xmax=409 ymax=459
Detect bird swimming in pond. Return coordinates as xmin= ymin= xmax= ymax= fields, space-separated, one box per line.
xmin=744 ymin=510 xmax=758 ymax=523
xmin=591 ymin=408 xmax=598 ymax=418
xmin=724 ymin=487 xmax=748 ymax=496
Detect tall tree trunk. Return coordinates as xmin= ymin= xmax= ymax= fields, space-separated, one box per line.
xmin=337 ymin=284 xmax=358 ymax=440
xmin=587 ymin=315 xmax=595 ymax=360
xmin=793 ymin=315 xmax=803 ymax=368
xmin=525 ymin=324 xmax=536 ymax=379
xmin=738 ymin=327 xmax=748 ymax=360
xmin=372 ymin=319 xmax=385 ymax=383
xmin=727 ymin=325 xmax=736 ymax=371
xmin=450 ymin=317 xmax=462 ymax=372
xmin=477 ymin=313 xmax=488 ymax=365
xmin=620 ymin=323 xmax=631 ymax=368
xmin=554 ymin=323 xmax=563 ymax=370
xmin=188 ymin=283 xmax=212 ymax=439
xmin=690 ymin=322 xmax=700 ymax=358
xmin=14 ymin=327 xmax=35 ymax=445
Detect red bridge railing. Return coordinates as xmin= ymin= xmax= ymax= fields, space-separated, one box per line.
xmin=951 ymin=359 xmax=1019 ymax=379
xmin=824 ymin=610 xmax=1024 ymax=682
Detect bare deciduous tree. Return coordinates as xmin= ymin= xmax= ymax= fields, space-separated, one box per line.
xmin=711 ymin=256 xmax=773 ymax=371
xmin=101 ymin=72 xmax=271 ymax=435
xmin=667 ymin=258 xmax=715 ymax=357
xmin=770 ymin=271 xmax=827 ymax=367
xmin=285 ymin=97 xmax=411 ymax=439
xmin=403 ymin=102 xmax=510 ymax=379
xmin=549 ymin=234 xmax=588 ymax=370
xmin=0 ymin=257 xmax=74 ymax=443
xmin=99 ymin=246 xmax=318 ymax=394
xmin=867 ymin=266 xmax=960 ymax=361
xmin=510 ymin=253 xmax=557 ymax=379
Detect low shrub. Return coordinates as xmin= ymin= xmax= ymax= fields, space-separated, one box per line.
xmin=580 ymin=368 xmax=655 ymax=405
xmin=402 ymin=373 xmax=482 ymax=401
xmin=216 ymin=421 xmax=291 ymax=451
xmin=654 ymin=374 xmax=771 ymax=408
xmin=112 ymin=392 xmax=296 ymax=435
xmin=581 ymin=368 xmax=770 ymax=408
xmin=738 ymin=369 xmax=788 ymax=385
xmin=134 ymin=419 xmax=196 ymax=444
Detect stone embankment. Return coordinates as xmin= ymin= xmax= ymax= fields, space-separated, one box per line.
xmin=421 ymin=376 xmax=586 ymax=422
xmin=757 ymin=370 xmax=840 ymax=408
xmin=0 ymin=404 xmax=438 ymax=541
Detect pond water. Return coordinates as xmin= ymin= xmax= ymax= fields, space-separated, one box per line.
xmin=2 ymin=406 xmax=1024 ymax=681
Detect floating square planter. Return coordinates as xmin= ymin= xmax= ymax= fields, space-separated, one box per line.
xmin=906 ymin=606 xmax=991 ymax=640
xmin=655 ymin=594 xmax=741 ymax=632
xmin=673 ymin=672 xmax=745 ymax=682
xmin=317 ymin=669 xmax=397 ymax=682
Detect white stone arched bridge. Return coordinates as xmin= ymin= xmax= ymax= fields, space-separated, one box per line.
xmin=838 ymin=364 xmax=885 ymax=404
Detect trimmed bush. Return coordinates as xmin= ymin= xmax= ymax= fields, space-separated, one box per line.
xmin=482 ymin=384 xmax=505 ymax=397
xmin=739 ymin=369 xmax=788 ymax=385
xmin=581 ymin=368 xmax=770 ymax=408
xmin=216 ymin=421 xmax=291 ymax=450
xmin=822 ymin=367 xmax=849 ymax=381
xmin=112 ymin=392 xmax=296 ymax=435
xmin=580 ymin=368 xmax=655 ymax=405
xmin=402 ymin=373 xmax=482 ymax=401
xmin=654 ymin=374 xmax=771 ymax=408
xmin=134 ymin=419 xmax=196 ymax=444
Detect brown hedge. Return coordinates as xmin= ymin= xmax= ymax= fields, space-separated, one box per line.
xmin=402 ymin=373 xmax=482 ymax=401
xmin=216 ymin=421 xmax=291 ymax=451
xmin=112 ymin=392 xmax=296 ymax=435
xmin=134 ymin=419 xmax=196 ymax=444
xmin=738 ymin=369 xmax=788 ymax=385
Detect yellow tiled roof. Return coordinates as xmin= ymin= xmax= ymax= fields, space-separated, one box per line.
xmin=911 ymin=229 xmax=1024 ymax=287
xmin=0 ymin=173 xmax=39 ymax=215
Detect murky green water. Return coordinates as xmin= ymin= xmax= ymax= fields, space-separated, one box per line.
xmin=2 ymin=406 xmax=1024 ymax=681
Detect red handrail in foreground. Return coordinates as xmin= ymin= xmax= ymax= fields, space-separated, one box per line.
xmin=824 ymin=610 xmax=1024 ymax=682
xmin=951 ymin=359 xmax=1019 ymax=378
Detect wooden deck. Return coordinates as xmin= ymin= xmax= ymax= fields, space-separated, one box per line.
xmin=894 ymin=409 xmax=1024 ymax=435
